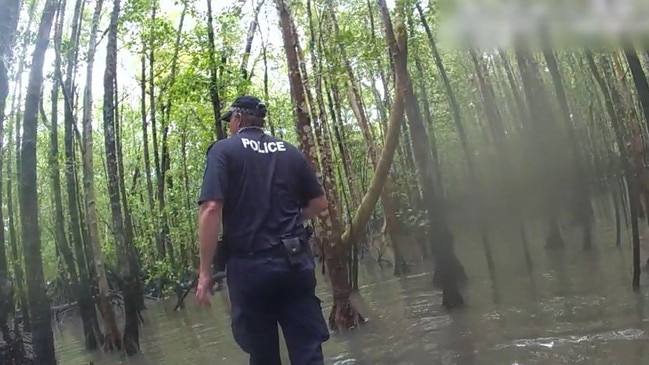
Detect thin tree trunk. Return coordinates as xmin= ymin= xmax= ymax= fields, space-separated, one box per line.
xmin=11 ymin=0 xmax=39 ymax=332
xmin=81 ymin=0 xmax=119 ymax=352
xmin=379 ymin=0 xmax=465 ymax=308
xmin=7 ymin=123 xmax=28 ymax=331
xmin=61 ymin=0 xmax=90 ymax=344
xmin=206 ymin=0 xmax=224 ymax=140
xmin=466 ymin=48 xmax=534 ymax=272
xmin=140 ymin=48 xmax=156 ymax=253
xmin=276 ymin=0 xmax=365 ymax=331
xmin=542 ymin=46 xmax=593 ymax=249
xmin=0 ymin=0 xmax=21 ymax=295
xmin=103 ymin=0 xmax=139 ymax=354
xmin=19 ymin=0 xmax=59 ymax=362
xmin=514 ymin=44 xmax=566 ymax=249
xmin=148 ymin=1 xmax=166 ymax=263
xmin=50 ymin=0 xmax=83 ymax=323
xmin=240 ymin=0 xmax=266 ymax=82
xmin=414 ymin=7 xmax=496 ymax=284
xmin=327 ymin=1 xmax=409 ymax=275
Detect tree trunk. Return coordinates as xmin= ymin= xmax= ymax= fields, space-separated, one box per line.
xmin=542 ymin=46 xmax=593 ymax=249
xmin=0 ymin=0 xmax=21 ymax=298
xmin=379 ymin=0 xmax=465 ymax=308
xmin=50 ymin=0 xmax=83 ymax=317
xmin=103 ymin=0 xmax=139 ymax=354
xmin=147 ymin=1 xmax=166 ymax=264
xmin=61 ymin=0 xmax=94 ymax=347
xmin=239 ymin=0 xmax=265 ymax=84
xmin=466 ymin=48 xmax=534 ymax=272
xmin=19 ymin=0 xmax=59 ymax=362
xmin=326 ymin=1 xmax=408 ymax=275
xmin=140 ymin=48 xmax=156 ymax=255
xmin=625 ymin=48 xmax=649 ymax=132
xmin=11 ymin=0 xmax=40 ymax=332
xmin=81 ymin=0 xmax=120 ymax=352
xmin=415 ymin=6 xmax=496 ymax=283
xmin=206 ymin=0 xmax=224 ymax=140
xmin=7 ymin=124 xmax=28 ymax=331
xmin=335 ymin=10 xmax=409 ymax=310
xmin=514 ymin=44 xmax=566 ymax=249
xmin=276 ymin=0 xmax=365 ymax=331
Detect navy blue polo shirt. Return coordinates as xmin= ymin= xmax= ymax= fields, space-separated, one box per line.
xmin=198 ymin=128 xmax=324 ymax=253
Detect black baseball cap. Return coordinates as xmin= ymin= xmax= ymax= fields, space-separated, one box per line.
xmin=219 ymin=95 xmax=267 ymax=122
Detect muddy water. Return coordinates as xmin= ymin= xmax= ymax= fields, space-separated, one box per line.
xmin=54 ymin=206 xmax=649 ymax=364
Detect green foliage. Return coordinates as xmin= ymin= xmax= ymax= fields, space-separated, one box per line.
xmin=1 ymin=0 xmax=641 ymax=300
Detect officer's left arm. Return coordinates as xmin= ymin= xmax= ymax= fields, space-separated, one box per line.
xmin=197 ymin=142 xmax=228 ymax=279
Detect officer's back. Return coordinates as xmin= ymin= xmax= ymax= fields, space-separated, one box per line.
xmin=197 ymin=95 xmax=329 ymax=365
xmin=210 ymin=126 xmax=314 ymax=253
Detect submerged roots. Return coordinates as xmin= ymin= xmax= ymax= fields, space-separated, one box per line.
xmin=328 ymin=299 xmax=365 ymax=331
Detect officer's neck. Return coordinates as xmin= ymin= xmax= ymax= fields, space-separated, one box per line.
xmin=236 ymin=126 xmax=264 ymax=134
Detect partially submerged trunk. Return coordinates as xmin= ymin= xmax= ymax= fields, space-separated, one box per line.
xmin=514 ymin=44 xmax=566 ymax=249
xmin=0 ymin=0 xmax=21 ymax=306
xmin=277 ymin=0 xmax=364 ymax=331
xmin=415 ymin=7 xmax=496 ymax=283
xmin=59 ymin=0 xmax=100 ymax=349
xmin=19 ymin=0 xmax=58 ymax=362
xmin=81 ymin=0 xmax=120 ymax=352
xmin=50 ymin=0 xmax=84 ymax=322
xmin=103 ymin=0 xmax=140 ymax=354
xmin=542 ymin=45 xmax=593 ymax=249
xmin=326 ymin=2 xmax=408 ymax=275
xmin=378 ymin=0 xmax=465 ymax=308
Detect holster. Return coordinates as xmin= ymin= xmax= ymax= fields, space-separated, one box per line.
xmin=280 ymin=237 xmax=304 ymax=268
xmin=213 ymin=239 xmax=229 ymax=272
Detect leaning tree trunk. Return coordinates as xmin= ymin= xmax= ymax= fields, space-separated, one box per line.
xmin=336 ymin=8 xmax=408 ymax=304
xmin=326 ymin=1 xmax=409 ymax=275
xmin=103 ymin=0 xmax=139 ymax=355
xmin=624 ymin=48 xmax=649 ymax=132
xmin=19 ymin=0 xmax=58 ymax=362
xmin=379 ymin=0 xmax=465 ymax=308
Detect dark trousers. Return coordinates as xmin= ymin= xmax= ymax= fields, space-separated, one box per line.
xmin=227 ymin=251 xmax=330 ymax=365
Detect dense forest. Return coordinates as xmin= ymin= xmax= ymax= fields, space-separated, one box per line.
xmin=1 ymin=0 xmax=649 ymax=363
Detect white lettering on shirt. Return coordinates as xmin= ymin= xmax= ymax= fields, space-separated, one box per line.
xmin=240 ymin=138 xmax=288 ymax=154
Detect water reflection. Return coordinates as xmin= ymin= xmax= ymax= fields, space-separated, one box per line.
xmin=54 ymin=215 xmax=649 ymax=365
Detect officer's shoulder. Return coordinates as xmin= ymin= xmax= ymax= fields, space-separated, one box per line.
xmin=205 ymin=138 xmax=236 ymax=155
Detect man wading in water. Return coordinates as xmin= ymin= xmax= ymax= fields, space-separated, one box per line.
xmin=196 ymin=95 xmax=330 ymax=364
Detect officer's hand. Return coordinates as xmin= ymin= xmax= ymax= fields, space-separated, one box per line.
xmin=196 ymin=273 xmax=213 ymax=307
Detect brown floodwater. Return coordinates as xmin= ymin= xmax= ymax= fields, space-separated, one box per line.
xmin=53 ymin=201 xmax=649 ymax=364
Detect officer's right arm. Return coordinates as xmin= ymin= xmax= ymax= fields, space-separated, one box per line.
xmin=298 ymin=154 xmax=328 ymax=220
xmin=197 ymin=142 xmax=228 ymax=279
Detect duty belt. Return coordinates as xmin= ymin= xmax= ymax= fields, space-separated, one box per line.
xmin=228 ymin=243 xmax=285 ymax=259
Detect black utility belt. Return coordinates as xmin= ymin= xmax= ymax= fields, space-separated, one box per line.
xmin=230 ymin=237 xmax=307 ymax=267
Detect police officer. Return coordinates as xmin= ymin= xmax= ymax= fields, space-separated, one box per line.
xmin=196 ymin=95 xmax=330 ymax=364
